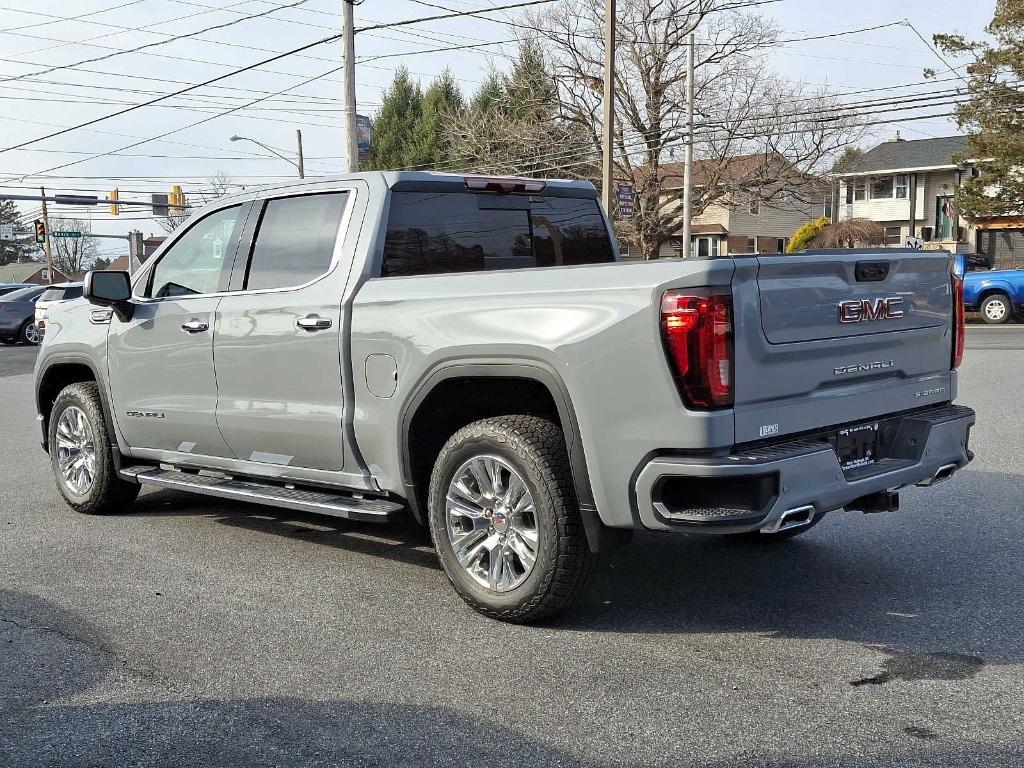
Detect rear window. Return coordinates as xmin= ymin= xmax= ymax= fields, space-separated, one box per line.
xmin=38 ymin=289 xmax=65 ymax=302
xmin=381 ymin=191 xmax=614 ymax=277
xmin=0 ymin=286 xmax=42 ymax=302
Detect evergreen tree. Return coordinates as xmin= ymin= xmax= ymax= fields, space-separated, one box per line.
xmin=409 ymin=70 xmax=465 ymax=170
xmin=470 ymin=69 xmax=503 ymax=114
xmin=0 ymin=200 xmax=33 ymax=266
xmin=934 ymin=0 xmax=1024 ymax=219
xmin=364 ymin=67 xmax=423 ymax=171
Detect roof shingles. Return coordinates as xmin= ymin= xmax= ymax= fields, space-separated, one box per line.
xmin=835 ymin=135 xmax=968 ymax=176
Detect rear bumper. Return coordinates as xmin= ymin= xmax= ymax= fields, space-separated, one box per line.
xmin=633 ymin=404 xmax=975 ymax=534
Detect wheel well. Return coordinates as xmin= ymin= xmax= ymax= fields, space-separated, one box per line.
xmin=406 ymin=376 xmax=562 ymax=519
xmin=37 ymin=363 xmax=97 ymax=443
xmin=978 ymin=288 xmax=1011 ymax=305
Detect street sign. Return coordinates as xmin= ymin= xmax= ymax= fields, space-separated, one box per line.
xmin=616 ymin=184 xmax=635 ymax=217
xmin=50 ymin=231 xmax=82 ymax=238
xmin=0 ymin=224 xmax=13 ymax=240
xmin=905 ymin=235 xmax=923 ymax=250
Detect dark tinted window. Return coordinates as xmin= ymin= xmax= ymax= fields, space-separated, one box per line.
xmin=63 ymin=285 xmax=83 ymax=300
xmin=381 ymin=192 xmax=613 ymax=277
xmin=245 ymin=193 xmax=348 ymax=291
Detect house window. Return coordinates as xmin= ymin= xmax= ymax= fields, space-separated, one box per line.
xmin=746 ymin=237 xmax=756 ymax=252
xmin=871 ymin=176 xmax=894 ymax=199
xmin=895 ymin=174 xmax=909 ymax=199
xmin=692 ymin=235 xmax=719 ymax=258
xmin=845 ymin=180 xmax=866 ymax=203
xmin=748 ymin=200 xmax=760 ymax=216
xmin=884 ymin=226 xmax=902 ymax=246
xmin=823 ymin=194 xmax=833 ymax=221
xmin=776 ymin=238 xmax=789 ymax=253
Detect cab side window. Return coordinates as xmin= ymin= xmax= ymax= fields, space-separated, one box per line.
xmin=148 ymin=205 xmax=242 ymax=298
xmin=243 ymin=192 xmax=348 ymax=291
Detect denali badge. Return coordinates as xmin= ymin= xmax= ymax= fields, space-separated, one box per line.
xmin=126 ymin=410 xmax=166 ymax=419
xmin=838 ymin=296 xmax=904 ymax=323
xmin=834 ymin=360 xmax=895 ymax=376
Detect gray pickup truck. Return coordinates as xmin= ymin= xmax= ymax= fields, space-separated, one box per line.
xmin=34 ymin=172 xmax=975 ymax=622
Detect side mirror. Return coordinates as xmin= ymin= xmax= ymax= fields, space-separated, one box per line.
xmin=84 ymin=270 xmax=133 ymax=321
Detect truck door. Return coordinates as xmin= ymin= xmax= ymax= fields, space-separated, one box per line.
xmin=107 ymin=204 xmax=246 ymax=457
xmin=213 ymin=190 xmax=354 ymax=471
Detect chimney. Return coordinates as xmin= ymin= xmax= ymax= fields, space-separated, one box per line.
xmin=888 ymin=131 xmax=905 ymax=142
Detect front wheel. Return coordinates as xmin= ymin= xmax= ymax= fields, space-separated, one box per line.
xmin=48 ymin=382 xmax=139 ymax=515
xmin=980 ymin=294 xmax=1014 ymax=324
xmin=428 ymin=416 xmax=595 ymax=623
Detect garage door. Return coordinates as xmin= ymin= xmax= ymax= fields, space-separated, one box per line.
xmin=978 ymin=229 xmax=1024 ymax=270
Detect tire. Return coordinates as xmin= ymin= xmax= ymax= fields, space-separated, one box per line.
xmin=980 ymin=293 xmax=1013 ymax=325
xmin=0 ymin=337 xmax=14 ymax=345
xmin=428 ymin=415 xmax=595 ymax=623
xmin=48 ymin=382 xmax=139 ymax=515
xmin=19 ymin=320 xmax=41 ymax=345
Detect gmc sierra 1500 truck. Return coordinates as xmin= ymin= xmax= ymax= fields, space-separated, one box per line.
xmin=34 ymin=172 xmax=975 ymax=622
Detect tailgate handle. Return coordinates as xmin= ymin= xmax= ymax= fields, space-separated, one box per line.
xmin=855 ymin=261 xmax=890 ymax=282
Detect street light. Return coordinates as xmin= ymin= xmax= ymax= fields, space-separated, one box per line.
xmin=230 ymin=130 xmax=305 ymax=179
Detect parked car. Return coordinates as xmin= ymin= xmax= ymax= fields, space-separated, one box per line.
xmin=34 ymin=282 xmax=83 ymax=335
xmin=0 ymin=284 xmax=47 ymax=345
xmin=33 ymin=173 xmax=975 ymax=622
xmin=956 ymin=252 xmax=1023 ymax=324
xmin=0 ymin=283 xmax=32 ymax=297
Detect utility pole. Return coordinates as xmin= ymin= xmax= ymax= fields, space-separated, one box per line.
xmin=39 ymin=186 xmax=55 ymax=284
xmin=296 ymin=129 xmax=305 ymax=179
xmin=601 ymin=0 xmax=616 ymax=222
xmin=341 ymin=0 xmax=359 ymax=173
xmin=681 ymin=32 xmax=695 ymax=259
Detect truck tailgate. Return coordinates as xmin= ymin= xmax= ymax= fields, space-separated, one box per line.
xmin=731 ymin=251 xmax=957 ymax=444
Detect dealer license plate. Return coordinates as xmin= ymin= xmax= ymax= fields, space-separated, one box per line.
xmin=832 ymin=422 xmax=879 ymax=471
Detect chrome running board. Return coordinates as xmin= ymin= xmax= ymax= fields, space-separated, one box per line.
xmin=119 ymin=465 xmax=404 ymax=523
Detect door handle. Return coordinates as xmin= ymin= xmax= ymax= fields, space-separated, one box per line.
xmin=180 ymin=319 xmax=209 ymax=334
xmin=296 ymin=315 xmax=332 ymax=331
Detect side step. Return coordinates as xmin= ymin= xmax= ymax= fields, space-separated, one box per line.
xmin=120 ymin=466 xmax=405 ymax=523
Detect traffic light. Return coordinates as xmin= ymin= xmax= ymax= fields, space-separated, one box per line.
xmin=169 ymin=185 xmax=186 ymax=211
xmin=109 ymin=188 xmax=119 ymax=216
xmin=151 ymin=193 xmax=169 ymax=217
xmin=34 ymin=219 xmax=45 ymax=244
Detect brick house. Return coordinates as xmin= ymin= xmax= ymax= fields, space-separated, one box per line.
xmin=0 ymin=262 xmax=70 ymax=285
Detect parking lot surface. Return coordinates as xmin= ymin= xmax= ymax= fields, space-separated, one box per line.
xmin=2 ymin=328 xmax=1023 ymax=767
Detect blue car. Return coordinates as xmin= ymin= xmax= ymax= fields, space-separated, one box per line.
xmin=0 ymin=284 xmax=47 ymax=344
xmin=955 ymin=253 xmax=1024 ymax=324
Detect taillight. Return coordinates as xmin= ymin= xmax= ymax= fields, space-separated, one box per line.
xmin=463 ymin=176 xmax=547 ymax=193
xmin=952 ymin=273 xmax=965 ymax=369
xmin=661 ymin=291 xmax=733 ymax=409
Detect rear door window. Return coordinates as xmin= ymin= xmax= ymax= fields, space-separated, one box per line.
xmin=381 ymin=192 xmax=614 ymax=277
xmin=243 ymin=192 xmax=349 ymax=291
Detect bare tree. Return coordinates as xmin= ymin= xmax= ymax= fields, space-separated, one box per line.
xmin=158 ymin=171 xmax=238 ymax=233
xmin=531 ymin=0 xmax=867 ymax=258
xmin=811 ymin=218 xmax=884 ymax=248
xmin=48 ymin=216 xmax=97 ymax=277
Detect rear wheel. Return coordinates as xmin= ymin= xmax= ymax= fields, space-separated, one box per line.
xmin=980 ymin=293 xmax=1014 ymax=324
xmin=48 ymin=382 xmax=139 ymax=515
xmin=19 ymin=320 xmax=40 ymax=345
xmin=428 ymin=415 xmax=595 ymax=623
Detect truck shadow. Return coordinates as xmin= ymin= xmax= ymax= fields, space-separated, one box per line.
xmin=2 ymin=589 xmax=1020 ymax=768
xmin=563 ymin=468 xmax=1023 ymax=663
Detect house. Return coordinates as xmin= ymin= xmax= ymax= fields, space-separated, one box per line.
xmin=143 ymin=235 xmax=166 ymax=258
xmin=830 ymin=134 xmax=976 ymax=253
xmin=0 ymin=262 xmax=70 ymax=285
xmin=632 ymin=154 xmax=829 ymax=259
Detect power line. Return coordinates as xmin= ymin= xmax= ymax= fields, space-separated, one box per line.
xmin=0 ymin=0 xmax=312 ymax=85
xmin=903 ymin=19 xmax=970 ymax=85
xmin=0 ymin=0 xmax=145 ymax=34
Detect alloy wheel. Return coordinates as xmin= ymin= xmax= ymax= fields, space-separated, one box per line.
xmin=24 ymin=323 xmax=41 ymax=344
xmin=445 ymin=455 xmax=540 ymax=593
xmin=55 ymin=406 xmax=97 ymax=495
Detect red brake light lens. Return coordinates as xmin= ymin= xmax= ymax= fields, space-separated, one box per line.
xmin=463 ymin=176 xmax=547 ymax=194
xmin=661 ymin=291 xmax=734 ymax=409
xmin=952 ymin=273 xmax=965 ymax=369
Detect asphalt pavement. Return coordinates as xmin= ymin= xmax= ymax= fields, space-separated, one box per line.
xmin=2 ymin=327 xmax=1023 ymax=767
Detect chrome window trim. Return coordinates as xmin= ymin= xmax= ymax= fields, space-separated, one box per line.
xmin=129 ymin=186 xmax=358 ymax=305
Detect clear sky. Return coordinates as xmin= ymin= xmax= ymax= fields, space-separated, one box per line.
xmin=0 ymin=0 xmax=997 ymax=260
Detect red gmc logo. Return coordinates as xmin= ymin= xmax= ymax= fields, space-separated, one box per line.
xmin=838 ymin=296 xmax=905 ymax=324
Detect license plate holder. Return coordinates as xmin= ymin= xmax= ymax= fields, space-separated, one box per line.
xmin=832 ymin=422 xmax=880 ymax=471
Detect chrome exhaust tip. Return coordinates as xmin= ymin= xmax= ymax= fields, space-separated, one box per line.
xmin=916 ymin=463 xmax=958 ymax=488
xmin=760 ymin=505 xmax=816 ymax=534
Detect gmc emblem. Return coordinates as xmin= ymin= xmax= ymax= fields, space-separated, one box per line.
xmin=838 ymin=296 xmax=904 ymax=324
